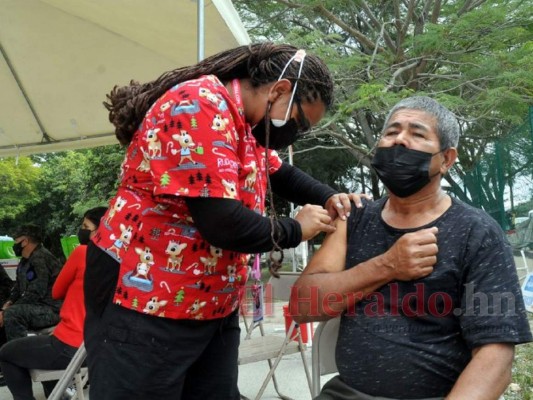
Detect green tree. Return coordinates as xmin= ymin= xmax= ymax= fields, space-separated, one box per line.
xmin=161 ymin=171 xmax=171 ymax=187
xmin=3 ymin=145 xmax=125 ymax=257
xmin=0 ymin=157 xmax=41 ymax=231
xmin=174 ymin=288 xmax=186 ymax=305
xmin=235 ymin=0 xmax=533 ymax=204
xmin=132 ymin=296 xmax=139 ymax=309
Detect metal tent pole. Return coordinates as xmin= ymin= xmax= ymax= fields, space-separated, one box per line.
xmin=197 ymin=0 xmax=205 ymax=62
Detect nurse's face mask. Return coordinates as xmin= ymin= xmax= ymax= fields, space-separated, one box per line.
xmin=251 ymin=50 xmax=310 ymax=150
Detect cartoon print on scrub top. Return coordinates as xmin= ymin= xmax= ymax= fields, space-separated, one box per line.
xmin=121 ymin=245 xmax=155 ymax=292
xmin=94 ymin=75 xmax=281 ymax=320
xmin=137 ymin=149 xmax=151 ymax=173
xmin=107 ymin=224 xmax=134 ymax=260
xmin=169 ymin=129 xmax=204 ymax=167
xmin=242 ymin=160 xmax=258 ymax=192
xmin=211 ymin=114 xmax=235 ymax=145
xmin=146 ymin=128 xmax=163 ymax=159
xmin=142 ymin=296 xmax=168 ymax=317
xmin=221 ymin=264 xmax=240 ymax=293
xmin=222 ymin=179 xmax=238 ymax=199
xmin=164 ymin=240 xmax=188 ymax=272
xmin=200 ymin=246 xmax=223 ymax=275
xmin=104 ymin=196 xmax=127 ymax=227
xmin=199 ymin=87 xmax=228 ymax=112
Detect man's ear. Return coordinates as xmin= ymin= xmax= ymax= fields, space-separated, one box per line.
xmin=440 ymin=147 xmax=457 ymax=174
xmin=267 ymin=79 xmax=292 ymax=103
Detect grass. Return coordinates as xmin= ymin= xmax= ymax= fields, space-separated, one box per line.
xmin=505 ymin=313 xmax=533 ymax=400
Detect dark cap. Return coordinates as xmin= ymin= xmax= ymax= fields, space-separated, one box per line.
xmin=12 ymin=224 xmax=43 ymax=243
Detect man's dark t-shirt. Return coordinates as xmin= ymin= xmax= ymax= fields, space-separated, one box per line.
xmin=336 ymin=197 xmax=532 ymax=398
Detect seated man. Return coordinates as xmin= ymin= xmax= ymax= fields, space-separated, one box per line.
xmin=291 ymin=96 xmax=532 ymax=400
xmin=0 ymin=224 xmax=62 ymax=344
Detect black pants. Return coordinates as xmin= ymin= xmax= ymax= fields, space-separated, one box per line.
xmin=0 ymin=334 xmax=77 ymax=400
xmin=316 ymin=376 xmax=445 ymax=400
xmin=84 ymin=243 xmax=241 ymax=400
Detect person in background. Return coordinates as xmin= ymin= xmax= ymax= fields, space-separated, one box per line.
xmin=0 ymin=224 xmax=62 ymax=346
xmin=0 ymin=207 xmax=107 ymax=399
xmin=291 ymin=96 xmax=532 ymax=400
xmin=0 ymin=266 xmax=14 ymax=310
xmin=84 ymin=42 xmax=362 ymax=400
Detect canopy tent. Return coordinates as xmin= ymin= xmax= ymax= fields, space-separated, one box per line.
xmin=0 ymin=0 xmax=249 ymax=157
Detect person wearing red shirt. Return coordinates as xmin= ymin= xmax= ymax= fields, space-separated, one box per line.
xmin=0 ymin=207 xmax=107 ymax=400
xmin=84 ymin=42 xmax=361 ymax=400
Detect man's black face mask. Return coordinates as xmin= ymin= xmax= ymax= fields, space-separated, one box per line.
xmin=371 ymin=145 xmax=440 ymax=198
xmin=13 ymin=241 xmax=24 ymax=257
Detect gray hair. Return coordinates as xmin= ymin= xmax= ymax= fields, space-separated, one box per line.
xmin=382 ymin=96 xmax=460 ymax=149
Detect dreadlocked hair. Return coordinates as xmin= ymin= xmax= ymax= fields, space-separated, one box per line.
xmin=104 ymin=42 xmax=334 ymax=145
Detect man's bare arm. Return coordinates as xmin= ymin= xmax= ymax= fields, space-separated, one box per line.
xmin=290 ymin=219 xmax=438 ymax=323
xmin=446 ymin=343 xmax=514 ymax=400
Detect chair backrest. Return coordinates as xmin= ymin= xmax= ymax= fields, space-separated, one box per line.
xmin=28 ymin=325 xmax=56 ymax=336
xmin=311 ymin=316 xmax=341 ymax=397
xmin=47 ymin=342 xmax=88 ymax=400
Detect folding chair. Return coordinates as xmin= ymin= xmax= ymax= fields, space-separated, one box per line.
xmin=27 ymin=325 xmax=56 ymax=336
xmin=35 ymin=342 xmax=88 ymax=400
xmin=238 ymin=271 xmax=312 ymax=400
xmin=311 ymin=316 xmax=340 ymax=398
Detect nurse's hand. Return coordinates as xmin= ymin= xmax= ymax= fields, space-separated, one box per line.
xmin=294 ymin=204 xmax=334 ymax=241
xmin=325 ymin=192 xmax=372 ymax=220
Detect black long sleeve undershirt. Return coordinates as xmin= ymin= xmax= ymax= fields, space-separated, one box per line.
xmin=269 ymin=162 xmax=337 ymax=207
xmin=185 ymin=198 xmax=301 ymax=254
xmin=184 ymin=161 xmax=337 ymax=253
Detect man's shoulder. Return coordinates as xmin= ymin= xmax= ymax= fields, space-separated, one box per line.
xmin=448 ymin=197 xmax=501 ymax=229
xmin=30 ymin=246 xmax=61 ymax=265
xmin=346 ymin=197 xmax=384 ymax=234
xmin=355 ymin=197 xmax=385 ymax=217
xmin=445 ymin=198 xmax=508 ymax=250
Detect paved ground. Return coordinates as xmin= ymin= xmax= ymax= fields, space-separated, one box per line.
xmin=0 ymin=302 xmax=326 ymax=400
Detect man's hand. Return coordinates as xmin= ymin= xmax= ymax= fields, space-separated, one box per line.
xmin=381 ymin=227 xmax=438 ymax=281
xmin=294 ymin=204 xmax=334 ymax=241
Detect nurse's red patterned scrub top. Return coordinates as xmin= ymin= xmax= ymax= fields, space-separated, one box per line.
xmin=93 ymin=75 xmax=282 ymax=320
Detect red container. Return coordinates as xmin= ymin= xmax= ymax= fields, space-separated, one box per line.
xmin=282 ymin=304 xmax=314 ymax=344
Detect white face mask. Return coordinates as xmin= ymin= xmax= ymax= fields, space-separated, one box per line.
xmin=270 ymin=49 xmax=306 ymax=128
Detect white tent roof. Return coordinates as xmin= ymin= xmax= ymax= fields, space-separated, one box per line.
xmin=0 ymin=0 xmax=249 ymax=157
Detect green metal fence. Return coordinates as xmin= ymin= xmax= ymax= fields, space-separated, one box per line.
xmin=449 ymin=106 xmax=533 ymax=231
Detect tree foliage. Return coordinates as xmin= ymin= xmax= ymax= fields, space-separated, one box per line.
xmin=235 ymin=0 xmax=533 ymax=205
xmin=0 ymin=157 xmax=41 ymax=223
xmin=0 ymin=145 xmax=124 ymax=257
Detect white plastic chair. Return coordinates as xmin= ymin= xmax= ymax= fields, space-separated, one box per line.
xmin=311 ymin=316 xmax=340 ymax=398
xmin=37 ymin=342 xmax=88 ymax=400
xmin=238 ymin=272 xmax=312 ymax=400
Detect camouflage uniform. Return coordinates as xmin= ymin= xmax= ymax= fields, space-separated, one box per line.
xmin=2 ymin=244 xmax=62 ymax=341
